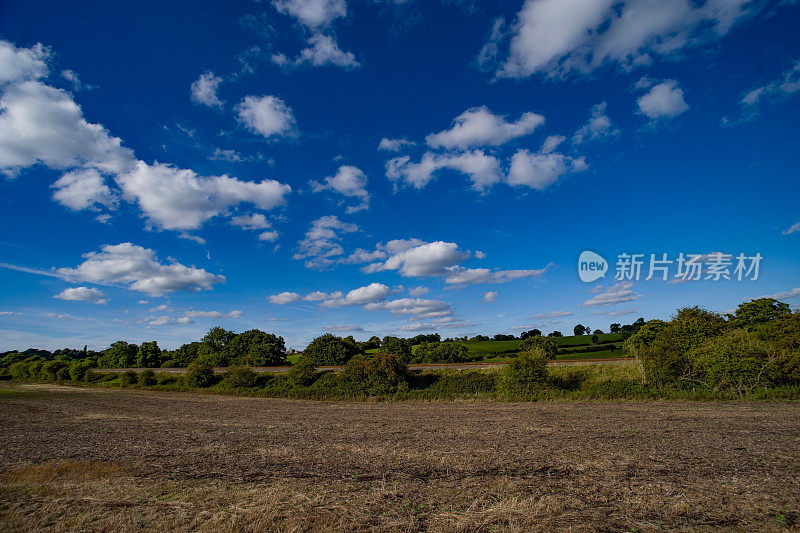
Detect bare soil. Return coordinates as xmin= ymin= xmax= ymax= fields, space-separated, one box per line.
xmin=1 ymin=383 xmax=799 ymax=531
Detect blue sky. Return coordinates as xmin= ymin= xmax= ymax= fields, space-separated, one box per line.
xmin=0 ymin=0 xmax=798 ymax=350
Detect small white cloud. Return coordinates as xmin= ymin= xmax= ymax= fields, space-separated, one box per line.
xmin=540 ymin=134 xmax=566 ymax=154
xmin=762 ymin=287 xmax=800 ymax=300
xmin=293 ymin=215 xmax=359 ymax=269
xmin=236 ymin=95 xmax=297 ymax=139
xmin=269 ymin=291 xmax=302 ymax=304
xmin=378 ymin=137 xmax=416 ymax=152
xmin=483 ymin=291 xmax=498 ymax=303
xmin=573 ymin=102 xmax=619 ymax=143
xmin=54 ymin=286 xmax=107 ymax=304
xmin=183 ymin=309 xmax=243 ymax=319
xmin=582 ymin=281 xmax=642 ymax=307
xmin=273 ymin=0 xmax=347 ymax=29
xmin=230 ymin=213 xmax=271 ymax=231
xmin=365 ymin=297 xmax=453 ymax=320
xmin=51 ymin=168 xmax=117 ymax=212
xmin=321 ymin=282 xmax=391 ymax=307
xmin=425 ymin=106 xmax=544 ymax=150
xmin=311 ymin=165 xmax=370 ymax=213
xmin=507 ymin=149 xmax=587 ymax=190
xmin=190 ymin=72 xmax=223 ymax=108
xmin=259 ymin=230 xmax=280 ymax=242
xmin=637 ymin=80 xmax=689 ymax=120
xmin=386 ymin=150 xmax=503 ymax=190
xmin=365 ymin=241 xmax=468 ymax=277
xmin=294 ymin=33 xmax=359 ymax=68
xmin=445 ymin=265 xmax=548 ymax=286
xmin=408 ymin=286 xmax=430 ymax=297
xmin=532 ymin=310 xmax=573 ymax=319
xmin=783 ymin=220 xmax=800 ymax=236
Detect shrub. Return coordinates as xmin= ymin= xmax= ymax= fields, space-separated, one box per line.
xmin=156 ymin=373 xmax=177 ymax=385
xmin=689 ymin=329 xmax=777 ymax=394
xmin=138 ymin=369 xmax=157 ymax=386
xmin=411 ymin=342 xmax=469 ymax=363
xmin=339 ymin=352 xmax=409 ymax=396
xmin=303 ymin=334 xmax=362 ymax=365
xmin=499 ymin=348 xmax=548 ymax=396
xmin=120 ymin=371 xmax=138 ymax=386
xmin=222 ymin=366 xmax=256 ymax=388
xmin=520 ymin=336 xmax=558 ymax=359
xmin=69 ymin=360 xmax=94 ymax=382
xmin=185 ymin=359 xmax=214 ymax=388
xmin=766 ymin=352 xmax=800 ymax=386
xmin=9 ymin=361 xmax=32 ymax=380
xmin=160 ymin=359 xmax=178 ymax=368
xmin=41 ymin=360 xmax=69 ymax=381
xmin=287 ymin=356 xmax=318 ymax=387
xmin=56 ymin=367 xmax=71 ymax=381
xmin=381 ymin=337 xmax=413 ymax=362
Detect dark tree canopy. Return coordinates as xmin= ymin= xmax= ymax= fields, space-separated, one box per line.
xmin=303 ymin=334 xmax=362 ymax=365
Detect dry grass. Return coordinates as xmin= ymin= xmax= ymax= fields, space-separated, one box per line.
xmin=1 ymin=384 xmax=799 ymax=531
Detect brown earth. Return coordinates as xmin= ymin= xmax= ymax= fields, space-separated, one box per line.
xmin=1 ymin=383 xmax=799 ymax=531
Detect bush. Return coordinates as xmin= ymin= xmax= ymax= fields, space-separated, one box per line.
xmin=499 ymin=348 xmax=548 ymax=396
xmin=138 ymin=369 xmax=157 ymax=386
xmin=303 ymin=334 xmax=362 ymax=365
xmin=41 ymin=360 xmax=69 ymax=381
xmin=339 ymin=352 xmax=409 ymax=396
xmin=156 ymin=373 xmax=177 ymax=385
xmin=69 ymin=359 xmax=94 ymax=382
xmin=120 ymin=371 xmax=138 ymax=386
xmin=9 ymin=361 xmax=32 ymax=380
xmin=56 ymin=367 xmax=71 ymax=381
xmin=520 ymin=336 xmax=558 ymax=359
xmin=185 ymin=359 xmax=214 ymax=388
xmin=411 ymin=342 xmax=469 ymax=363
xmin=222 ymin=366 xmax=257 ymax=388
xmin=767 ymin=352 xmax=800 ymax=386
xmin=689 ymin=329 xmax=776 ymax=394
xmin=287 ymin=356 xmax=318 ymax=387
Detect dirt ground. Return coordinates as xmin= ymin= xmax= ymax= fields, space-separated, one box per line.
xmin=1 ymin=384 xmax=799 ymax=532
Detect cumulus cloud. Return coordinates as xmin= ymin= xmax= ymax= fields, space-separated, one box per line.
xmin=364 ymin=241 xmax=468 ymax=277
xmin=582 ymin=281 xmax=642 ymax=307
xmin=183 ymin=309 xmax=243 ymax=318
xmin=230 ymin=213 xmax=271 ymax=230
xmin=321 ymin=282 xmax=391 ymax=307
xmin=190 ymin=72 xmax=223 ymax=108
xmin=0 ymin=80 xmax=135 ymax=178
xmin=483 ymin=291 xmax=497 ymax=303
xmin=540 ymin=135 xmax=566 ymax=154
xmin=294 ymin=33 xmax=359 ymax=68
xmin=425 ymin=106 xmax=544 ymax=149
xmin=444 ymin=265 xmax=549 ymax=285
xmin=386 ymin=150 xmax=503 ymax=190
xmin=364 ymin=297 xmax=453 ymax=319
xmin=269 ymin=291 xmax=302 ymax=304
xmin=57 ymin=242 xmax=224 ymax=295
xmin=0 ymin=40 xmax=49 ymax=85
xmin=311 ymin=165 xmax=370 ymax=213
xmin=408 ymin=286 xmax=430 ymax=297
xmin=116 ymin=161 xmax=290 ymax=231
xmin=490 ymin=0 xmax=757 ymax=78
xmin=573 ymin=102 xmax=620 ymax=143
xmin=51 ymin=168 xmax=117 ymax=211
xmin=236 ymin=95 xmax=297 ymax=139
xmin=147 ymin=316 xmax=195 ymax=326
xmin=54 ymin=286 xmax=107 ymax=304
xmin=293 ymin=215 xmax=359 ymax=269
xmin=507 ymin=149 xmax=587 ymax=190
xmin=273 ymin=0 xmax=347 ymax=29
xmin=378 ymin=137 xmax=415 ymax=152
xmin=636 ymin=80 xmax=689 ymax=120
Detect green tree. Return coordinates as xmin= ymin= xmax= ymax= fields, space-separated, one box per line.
xmin=521 ymin=336 xmax=558 ymax=359
xmin=287 ymin=356 xmax=319 ymax=387
xmin=136 ymin=341 xmax=162 ymax=368
xmin=98 ymin=341 xmax=139 ymax=368
xmin=573 ymin=324 xmax=587 ymax=336
xmin=303 ymin=334 xmax=362 ymax=365
xmin=499 ymin=348 xmax=549 ymax=396
xmin=380 ymin=336 xmax=412 ymax=363
xmin=225 ymin=329 xmax=287 ymax=366
xmin=610 ymin=323 xmax=621 ymax=333
xmin=728 ymin=298 xmax=792 ymax=330
xmin=185 ymin=358 xmax=215 ymax=387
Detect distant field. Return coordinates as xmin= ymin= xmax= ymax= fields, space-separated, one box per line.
xmin=1 ymin=384 xmax=798 ymax=531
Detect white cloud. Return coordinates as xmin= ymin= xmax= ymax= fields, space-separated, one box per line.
xmin=0 ymin=80 xmax=135 ymax=178
xmin=54 ymin=286 xmax=107 ymax=304
xmin=386 ymin=150 xmax=503 ymax=190
xmin=378 ymin=137 xmax=415 ymax=152
xmin=365 ymin=297 xmax=453 ymax=319
xmin=259 ymin=230 xmax=280 ymax=242
xmin=507 ymin=149 xmax=587 ymax=190
xmin=408 ymin=286 xmax=430 ymax=297
xmin=444 ymin=265 xmax=548 ymax=285
xmin=0 ymin=40 xmax=49 ymax=85
xmin=183 ymin=309 xmax=243 ymax=318
xmin=540 ymin=135 xmax=565 ymax=154
xmin=190 ymin=72 xmax=223 ymax=108
xmin=425 ymin=106 xmax=544 ymax=149
xmin=483 ymin=291 xmax=497 ymax=303
xmin=230 ymin=213 xmax=271 ymax=230
xmin=573 ymin=102 xmax=620 ymax=143
xmin=321 ymin=282 xmax=391 ymax=307
xmin=116 ymin=161 xmax=290 ymax=230
xmin=293 ymin=215 xmax=359 ymax=268
xmin=51 ymin=168 xmax=117 ymax=211
xmin=582 ymin=281 xmax=642 ymax=307
xmin=303 ymin=290 xmax=335 ymax=301
xmin=269 ymin=291 xmax=302 ymax=304
xmin=636 ymin=80 xmax=689 ymax=120
xmin=295 ymin=33 xmax=359 ymax=68
xmin=326 ymin=324 xmax=365 ymax=332
xmin=762 ymin=287 xmax=800 ymax=300
xmin=311 ymin=165 xmax=370 ymax=213
xmin=273 ymin=0 xmax=347 ymax=29
xmin=493 ymin=0 xmax=756 ymax=78
xmin=57 ymin=242 xmax=225 ymax=295
xmin=728 ymin=59 xmax=800 ymax=122
xmin=532 ymin=310 xmax=573 ymax=319
xmin=783 ymin=221 xmax=800 ymax=236
xmin=365 ymin=241 xmax=468 ymax=277
xmin=236 ymin=95 xmax=297 ymax=139
xmin=147 ymin=316 xmax=195 ymax=327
